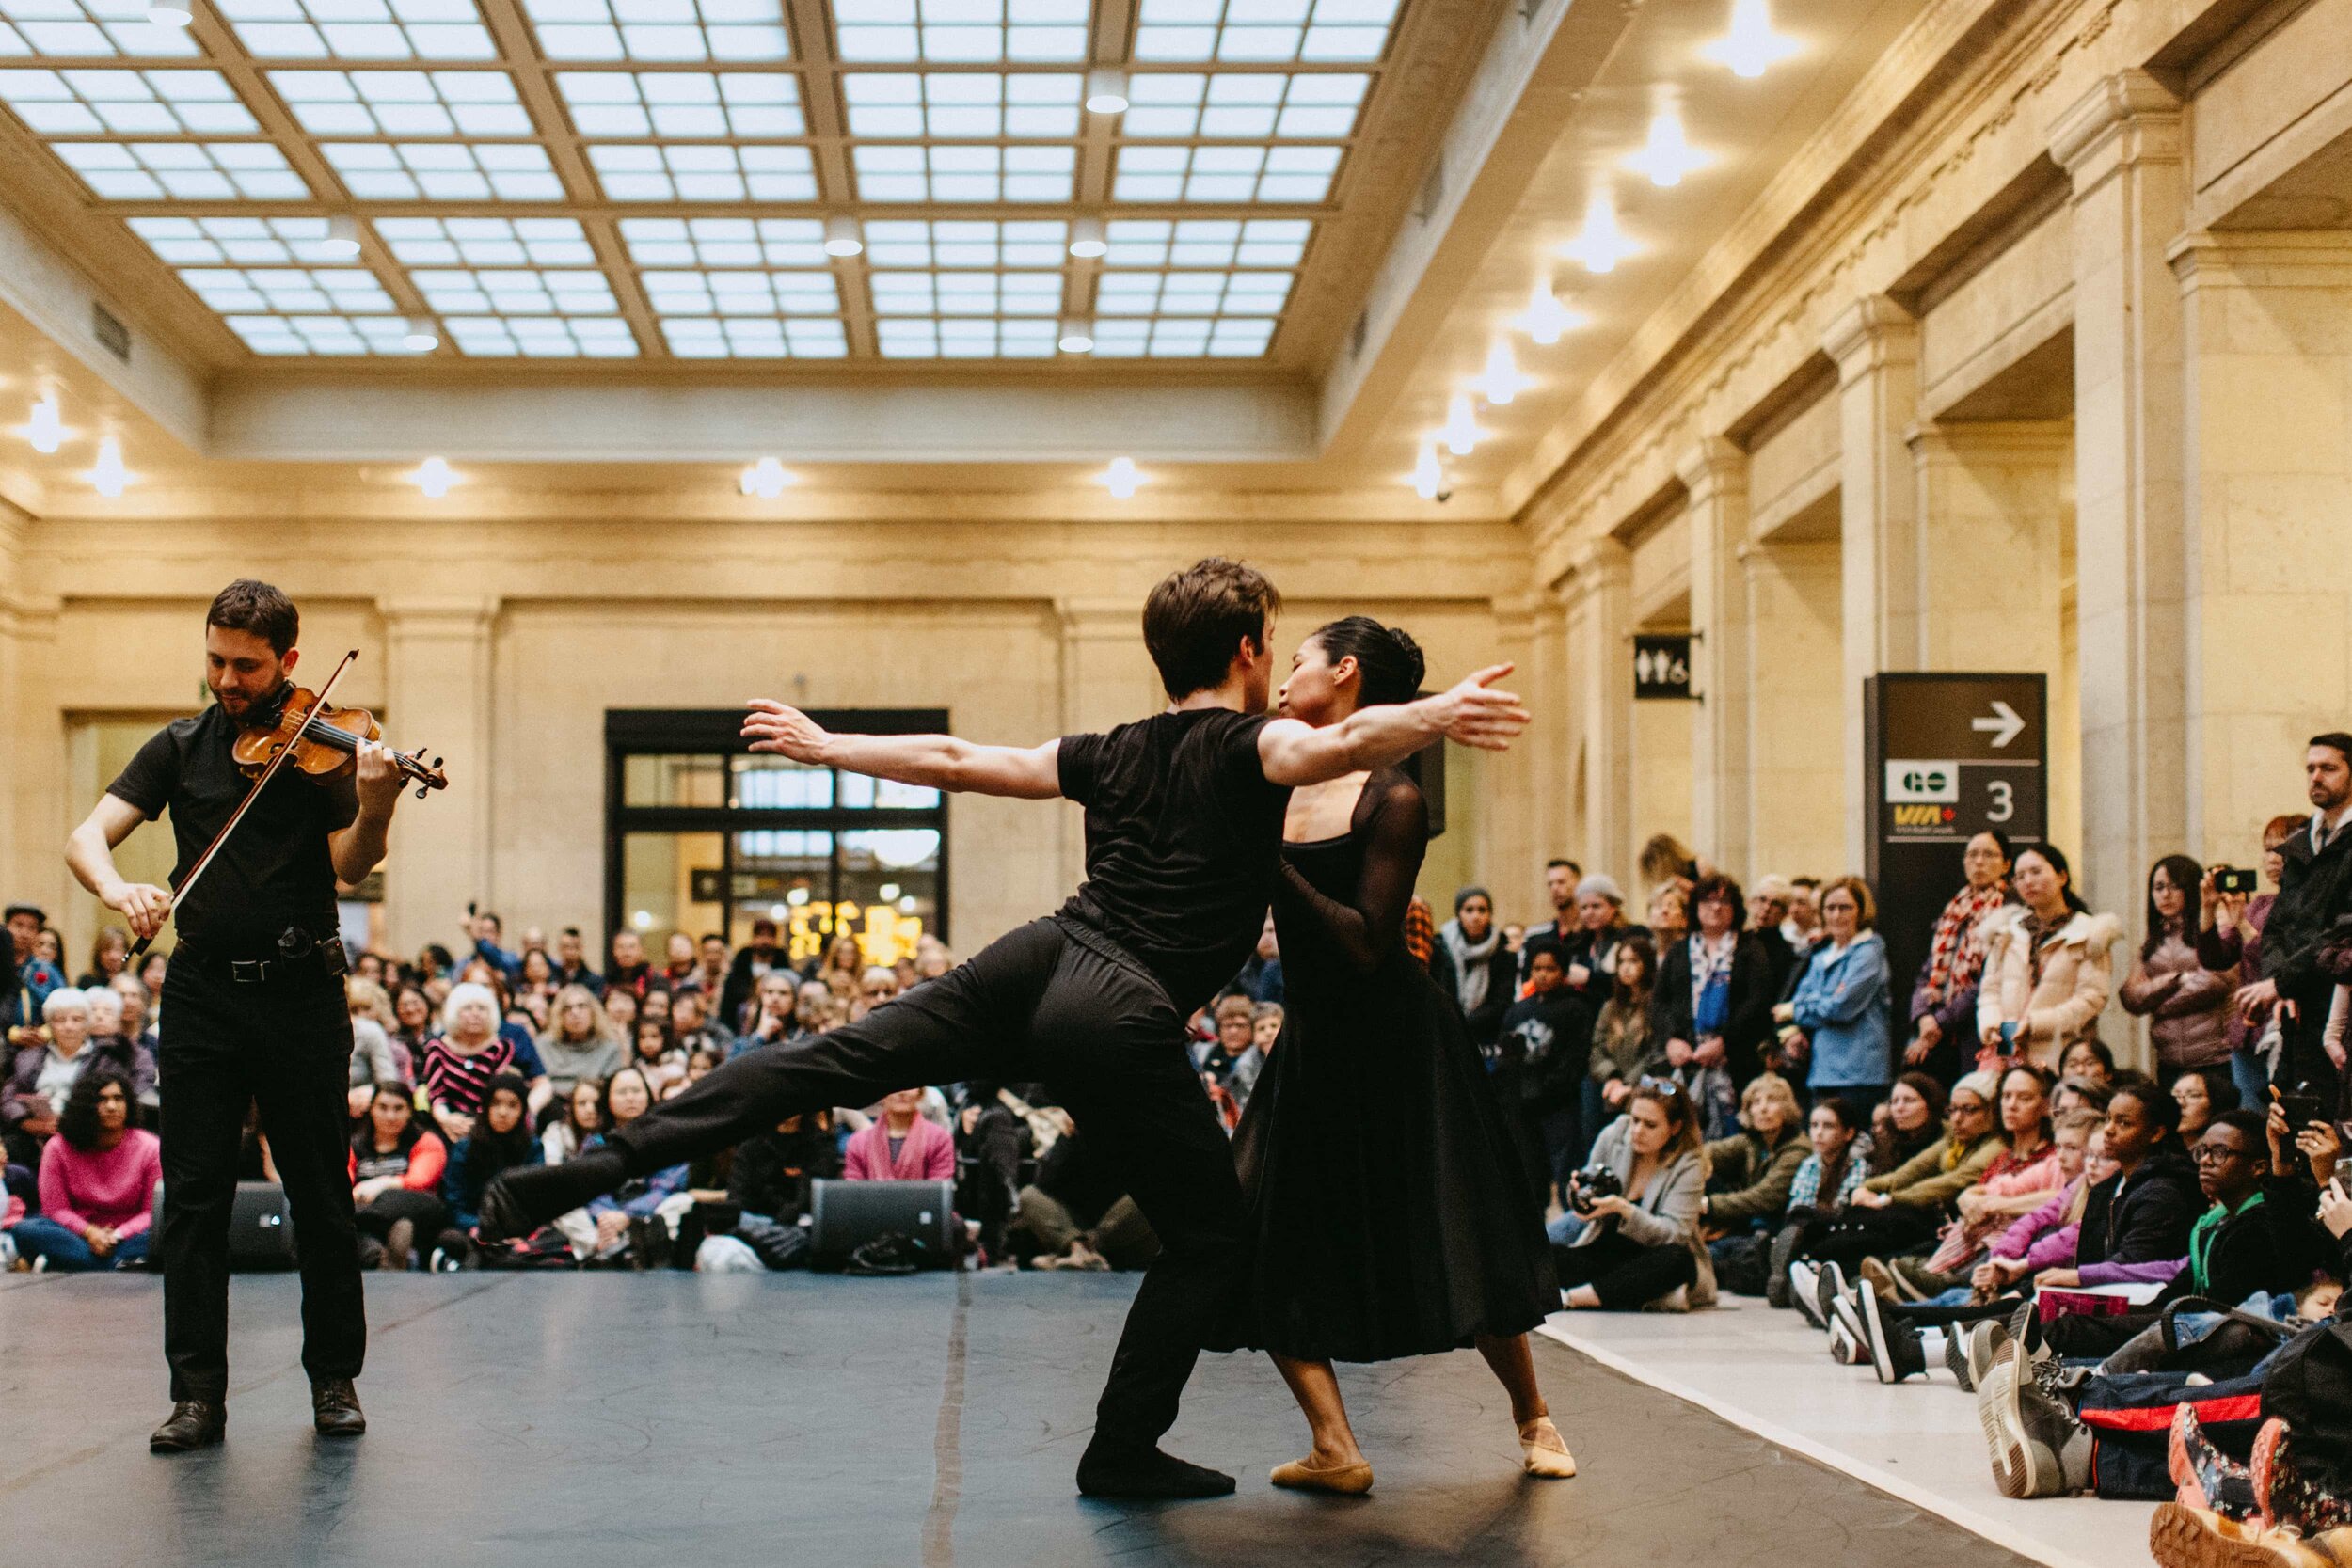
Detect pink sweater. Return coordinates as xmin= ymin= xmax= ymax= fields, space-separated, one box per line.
xmin=843 ymin=1116 xmax=954 ymax=1181
xmin=38 ymin=1130 xmax=161 ymax=1237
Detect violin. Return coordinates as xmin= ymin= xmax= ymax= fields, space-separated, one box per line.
xmin=233 ymin=683 xmax=449 ymax=799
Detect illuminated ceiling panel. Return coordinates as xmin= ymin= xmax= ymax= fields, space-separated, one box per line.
xmin=839 ymin=71 xmax=1078 ymax=138
xmin=1130 ymin=0 xmax=1399 ymax=63
xmin=832 ymin=0 xmax=1088 ymax=64
xmin=637 ymin=267 xmax=839 ymax=316
xmin=660 ymin=315 xmax=846 ymax=358
xmin=270 ymin=67 xmax=532 ymax=135
xmin=585 ymin=141 xmax=817 ymax=199
xmin=1101 ymin=217 xmax=1312 ymax=267
xmin=0 ymin=68 xmax=254 ymax=135
xmin=1120 ymin=71 xmax=1365 ymax=138
xmin=54 ymin=140 xmax=308 ymax=198
xmin=1112 ymin=143 xmax=1339 ymax=201
xmin=851 ymin=143 xmax=1073 ymax=202
xmin=874 ymin=316 xmax=1058 ymax=358
xmin=373 ymin=214 xmax=596 ymax=265
xmin=1096 ymin=268 xmax=1292 ymax=316
xmin=556 ymin=69 xmax=801 ymax=137
xmin=215 ymin=0 xmax=497 ymax=61
xmin=0 ymin=0 xmax=199 ymax=58
xmin=128 ymin=214 xmax=337 ymax=263
xmin=442 ymin=313 xmax=638 ymax=356
xmin=322 ymin=139 xmax=563 ymax=198
xmin=860 ymin=218 xmax=1064 ymax=267
xmin=868 ymin=268 xmax=1060 ymax=315
xmin=519 ymin=0 xmax=790 ymax=62
xmin=1089 ymin=315 xmax=1272 ymax=356
xmin=619 ymin=214 xmax=826 ymax=266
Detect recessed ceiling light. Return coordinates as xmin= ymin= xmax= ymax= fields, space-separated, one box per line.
xmin=1410 ymin=437 xmax=1443 ymax=499
xmin=1699 ymin=0 xmax=1801 ymax=78
xmin=823 ymin=215 xmax=864 ymax=258
xmin=1560 ymin=190 xmax=1636 ymax=274
xmin=1058 ymin=316 xmax=1094 ymax=354
xmin=413 ymin=456 xmax=454 ymax=499
xmin=146 ymin=3 xmax=193 ymax=26
xmin=1469 ymin=341 xmax=1532 ymax=404
xmin=1625 ymin=105 xmax=1706 ymax=188
xmin=23 ymin=395 xmax=65 ymax=454
xmin=401 ymin=315 xmax=438 ymax=353
xmin=1439 ymin=393 xmax=1485 ymax=456
xmin=1101 ymin=456 xmax=1141 ymax=499
xmin=1067 ymin=216 xmax=1106 ymax=259
xmin=1513 ymin=277 xmax=1585 ymax=344
xmin=317 ymin=215 xmax=362 ymax=260
xmin=88 ymin=435 xmax=130 ymax=498
xmin=739 ymin=457 xmax=793 ymax=498
xmin=1085 ymin=69 xmax=1129 ymax=116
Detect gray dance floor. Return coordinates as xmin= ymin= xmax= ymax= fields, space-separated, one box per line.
xmin=0 ymin=1268 xmax=2042 ymax=1568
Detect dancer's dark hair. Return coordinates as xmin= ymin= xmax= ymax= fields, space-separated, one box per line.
xmin=1141 ymin=558 xmax=1281 ymax=699
xmin=1309 ymin=615 xmax=1424 ymax=707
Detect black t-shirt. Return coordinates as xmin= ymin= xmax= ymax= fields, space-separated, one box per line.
xmin=1494 ymin=989 xmax=1597 ymax=1104
xmin=1056 ymin=707 xmax=1289 ymax=1015
xmin=107 ymin=703 xmax=358 ymax=952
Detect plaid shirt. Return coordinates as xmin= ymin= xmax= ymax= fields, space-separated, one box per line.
xmin=1788 ymin=1149 xmax=1866 ymax=1211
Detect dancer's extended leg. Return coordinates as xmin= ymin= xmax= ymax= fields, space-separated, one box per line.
xmin=1476 ymin=1333 xmax=1576 ymax=1478
xmin=1267 ymin=1355 xmax=1374 ymax=1495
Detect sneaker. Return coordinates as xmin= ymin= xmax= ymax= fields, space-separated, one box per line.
xmin=1978 ymin=1338 xmax=2090 ymax=1498
xmin=1859 ymin=1257 xmax=1900 ymax=1303
xmin=1957 ymin=1319 xmax=2010 ymax=1395
xmin=2172 ymin=1405 xmax=2260 ymax=1522
xmin=1766 ymin=1227 xmax=1802 ymax=1309
xmin=1827 ymin=1274 xmax=1867 ymax=1348
xmin=1859 ymin=1283 xmax=1926 ymax=1384
xmin=1828 ymin=1318 xmax=1870 ymax=1366
xmin=1789 ymin=1260 xmax=1826 ymax=1328
xmin=0 ymin=1231 xmax=15 ymax=1270
xmin=2253 ymin=1418 xmax=2352 ymax=1539
xmin=1944 ymin=1322 xmax=1978 ymax=1389
xmin=2149 ymin=1503 xmax=2352 ymax=1568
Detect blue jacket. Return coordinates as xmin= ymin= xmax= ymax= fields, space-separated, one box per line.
xmin=442 ymin=1134 xmax=543 ymax=1232
xmin=1788 ymin=931 xmax=1893 ymax=1090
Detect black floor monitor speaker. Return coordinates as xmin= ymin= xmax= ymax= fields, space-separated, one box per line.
xmin=806 ymin=1179 xmax=956 ymax=1266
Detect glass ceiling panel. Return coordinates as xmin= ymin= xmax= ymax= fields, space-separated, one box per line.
xmin=520 ymin=0 xmax=789 ymax=62
xmin=868 ymin=268 xmax=1060 ymax=315
xmin=373 ymin=214 xmax=596 ymax=265
xmin=221 ymin=311 xmax=419 ymax=354
xmin=1111 ymin=142 xmax=1338 ymax=201
xmin=0 ymin=0 xmax=201 ymax=58
xmin=129 ymin=214 xmax=335 ymax=263
xmin=832 ymin=0 xmax=1088 ymax=64
xmin=637 ymin=267 xmax=839 ymax=316
xmin=0 ymin=68 xmax=254 ymax=135
xmin=660 ymin=316 xmax=846 ymax=358
xmin=270 ymin=68 xmax=532 ymax=135
xmin=557 ymin=69 xmax=801 ymax=137
xmin=851 ymin=143 xmax=1072 ymax=202
xmin=1120 ymin=71 xmax=1365 ymax=138
xmin=54 ymin=139 xmax=309 ymax=198
xmin=859 ymin=218 xmax=1063 ymax=267
xmin=1131 ymin=0 xmax=1398 ymax=63
xmin=215 ymin=0 xmax=497 ymax=61
xmin=839 ymin=71 xmax=1078 ymax=138
xmin=619 ymin=215 xmax=827 ymax=266
xmin=1095 ymin=267 xmax=1292 ymax=316
xmin=874 ymin=316 xmax=1057 ymax=358
xmin=1089 ymin=315 xmax=1271 ymax=356
xmin=405 ymin=263 xmax=617 ymax=313
xmin=177 ymin=261 xmax=396 ymax=314
xmin=442 ymin=313 xmax=637 ymax=356
xmin=585 ymin=141 xmax=816 ymax=199
xmin=1101 ymin=216 xmax=1311 ymax=266
xmin=323 ymin=138 xmax=563 ymax=198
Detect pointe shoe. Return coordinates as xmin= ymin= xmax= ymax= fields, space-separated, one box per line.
xmin=1518 ymin=1418 xmax=1577 ymax=1479
xmin=1271 ymin=1455 xmax=1375 ymax=1495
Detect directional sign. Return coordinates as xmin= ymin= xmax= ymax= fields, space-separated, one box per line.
xmin=1866 ymin=673 xmax=2048 ymax=1025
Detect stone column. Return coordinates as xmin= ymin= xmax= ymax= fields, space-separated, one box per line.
xmin=2052 ymin=69 xmax=2188 ymax=912
xmin=1679 ymin=436 xmax=1753 ymax=881
xmin=1822 ymin=294 xmax=1922 ymax=870
xmin=1563 ymin=538 xmax=1633 ymax=884
xmin=378 ymin=596 xmax=498 ymax=956
xmin=0 ymin=506 xmax=59 ymax=910
xmin=2170 ymin=230 xmax=2352 ymax=862
xmin=1909 ymin=420 xmax=2079 ymax=853
xmin=1743 ymin=537 xmax=1845 ymax=879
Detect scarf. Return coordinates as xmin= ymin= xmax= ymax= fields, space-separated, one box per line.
xmin=1689 ymin=931 xmax=1736 ymax=1037
xmin=1920 ymin=882 xmax=2009 ymax=1005
xmin=1439 ymin=919 xmax=1501 ymax=1016
xmin=1403 ymin=897 xmax=1437 ymax=968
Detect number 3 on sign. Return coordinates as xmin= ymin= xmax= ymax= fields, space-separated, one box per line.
xmin=1986 ymin=779 xmax=2014 ymax=824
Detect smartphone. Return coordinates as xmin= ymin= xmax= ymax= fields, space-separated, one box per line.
xmin=2277 ymin=1090 xmax=2328 ymax=1129
xmin=1996 ymin=1022 xmax=2019 ymax=1057
xmin=2213 ymin=867 xmax=2260 ymax=896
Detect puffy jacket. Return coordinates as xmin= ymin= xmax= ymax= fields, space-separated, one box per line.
xmin=1975 ymin=906 xmax=2125 ymax=1070
xmin=1861 ymin=1128 xmax=2002 ymax=1211
xmin=2121 ymin=922 xmax=2234 ymax=1070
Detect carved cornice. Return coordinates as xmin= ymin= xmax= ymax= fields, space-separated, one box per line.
xmin=2048 ymin=67 xmax=2182 ymax=183
xmin=1675 ymin=436 xmax=1750 ymax=506
xmin=2167 ymin=230 xmax=2352 ymax=293
xmin=1820 ymin=295 xmax=1921 ymax=384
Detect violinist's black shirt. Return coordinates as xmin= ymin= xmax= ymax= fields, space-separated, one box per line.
xmin=108 ymin=702 xmax=357 ymax=951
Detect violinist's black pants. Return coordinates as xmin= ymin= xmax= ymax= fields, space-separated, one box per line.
xmin=609 ymin=915 xmax=1246 ymax=1456
xmin=158 ymin=954 xmax=365 ymax=1403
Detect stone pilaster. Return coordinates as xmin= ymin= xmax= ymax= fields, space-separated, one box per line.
xmin=1679 ymin=436 xmax=1753 ymax=881
xmin=1563 ymin=538 xmax=1633 ymax=885
xmin=377 ymin=596 xmax=498 ymax=956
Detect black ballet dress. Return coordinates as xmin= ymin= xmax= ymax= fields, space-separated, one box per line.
xmin=1216 ymin=768 xmax=1559 ymax=1362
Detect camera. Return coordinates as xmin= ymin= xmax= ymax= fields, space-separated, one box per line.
xmin=1567 ymin=1166 xmax=1624 ymax=1216
xmin=2213 ymin=867 xmax=2259 ymax=896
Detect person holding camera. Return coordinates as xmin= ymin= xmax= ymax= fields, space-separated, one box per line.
xmin=2200 ymin=815 xmax=2306 ymax=1109
xmin=2230 ymin=736 xmax=2352 ymax=1109
xmin=1973 ymin=846 xmax=2122 ymax=1073
xmin=2121 ymin=855 xmax=2236 ymax=1080
xmin=1550 ymin=1078 xmax=1712 ymax=1310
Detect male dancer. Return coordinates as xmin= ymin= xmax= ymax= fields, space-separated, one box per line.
xmin=66 ymin=579 xmax=406 ymax=1451
xmin=481 ymin=558 xmax=1528 ymax=1497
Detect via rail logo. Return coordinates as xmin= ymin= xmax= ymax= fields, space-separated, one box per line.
xmin=1885 ymin=760 xmax=1959 ymax=834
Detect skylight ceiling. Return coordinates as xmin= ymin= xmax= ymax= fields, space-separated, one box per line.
xmin=0 ymin=0 xmax=1444 ymax=366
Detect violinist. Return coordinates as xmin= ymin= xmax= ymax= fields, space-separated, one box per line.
xmin=64 ymin=579 xmax=406 ymax=1454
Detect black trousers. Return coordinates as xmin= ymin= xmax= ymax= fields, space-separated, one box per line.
xmin=1794 ymin=1204 xmax=1942 ymax=1269
xmin=2042 ymin=1307 xmax=2159 ymax=1360
xmin=159 ymin=958 xmax=365 ymax=1402
xmin=610 ymin=916 xmax=1246 ymax=1453
xmin=1553 ymin=1228 xmax=1696 ymax=1309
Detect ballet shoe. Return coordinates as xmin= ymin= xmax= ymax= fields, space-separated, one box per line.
xmin=1271 ymin=1455 xmax=1375 ymax=1495
xmin=1518 ymin=1418 xmax=1578 ymax=1479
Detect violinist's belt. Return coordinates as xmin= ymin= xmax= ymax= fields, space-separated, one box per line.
xmin=176 ymin=931 xmax=349 ymax=985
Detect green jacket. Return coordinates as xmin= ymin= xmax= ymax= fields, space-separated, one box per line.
xmin=1701 ymin=1127 xmax=1810 ymax=1227
xmin=1863 ymin=1130 xmax=2002 ymax=1210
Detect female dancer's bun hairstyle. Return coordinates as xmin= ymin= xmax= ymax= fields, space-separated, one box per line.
xmin=1312 ymin=615 xmax=1425 ymax=707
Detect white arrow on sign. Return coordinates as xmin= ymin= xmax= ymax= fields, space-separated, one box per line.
xmin=1971 ymin=700 xmax=2026 ymax=748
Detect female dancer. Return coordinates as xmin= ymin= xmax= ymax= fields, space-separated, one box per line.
xmin=1220 ymin=616 xmax=1573 ymax=1494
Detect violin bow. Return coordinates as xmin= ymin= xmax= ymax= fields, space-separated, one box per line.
xmin=128 ymin=648 xmax=359 ymax=961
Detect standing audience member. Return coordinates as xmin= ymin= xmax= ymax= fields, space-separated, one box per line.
xmin=1647 ymin=883 xmax=1690 ymax=951
xmin=1590 ymin=936 xmax=1660 ymax=1124
xmin=549 ymin=927 xmax=603 ymax=996
xmin=8 ymin=1065 xmax=157 ymax=1271
xmin=1906 ymin=832 xmax=2013 ymax=1080
xmin=1231 ymin=913 xmax=1284 ymax=1004
xmin=1777 ymin=877 xmax=1894 ymax=1112
xmin=843 ymin=1087 xmax=956 ymax=1180
xmin=1974 ymin=846 xmax=2122 ymax=1073
xmin=2233 ymin=736 xmax=2352 ymax=1109
xmin=1552 ymin=1080 xmax=1713 ymax=1311
xmin=720 ymin=918 xmax=783 ymax=1030
xmin=2121 ymin=855 xmax=2235 ymax=1077
xmin=1493 ymin=942 xmax=1595 ymax=1205
xmin=1651 ymin=874 xmax=1773 ymax=1137
xmin=1430 ymin=888 xmax=1515 ymax=1046
xmin=1558 ymin=875 xmax=1640 ymax=1008
xmin=348 ymin=1084 xmax=447 ymax=1271
xmin=1782 ymin=879 xmax=1823 ymax=959
xmin=1518 ymin=860 xmax=1582 ymax=981
xmin=2199 ymin=815 xmax=2306 ymax=1108
xmin=1639 ymin=833 xmax=1701 ymax=893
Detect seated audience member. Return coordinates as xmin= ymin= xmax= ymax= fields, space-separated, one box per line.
xmin=1008 ymin=1122 xmax=1159 ymax=1273
xmin=1906 ymin=832 xmax=2015 ymax=1081
xmin=76 ymin=926 xmax=129 ymax=992
xmin=858 ymin=966 xmax=898 ymax=1012
xmin=535 ymin=984 xmax=627 ymax=1102
xmin=2268 ymin=1094 xmax=2343 ymax=1191
xmin=580 ymin=1068 xmax=688 ymax=1266
xmin=389 ymin=983 xmax=433 ymax=1065
xmin=439 ymin=1073 xmax=543 ymax=1264
xmin=1589 ymin=935 xmax=1660 ymax=1122
xmin=1974 ymin=845 xmax=2123 ymax=1072
xmin=1867 ymin=1065 xmax=2061 ymax=1302
xmin=2122 ymin=854 xmax=2236 ymax=1079
xmin=1776 ymin=876 xmax=1895 ymax=1111
xmin=1432 ymin=887 xmax=1517 ymax=1048
xmin=543 ymin=1077 xmax=605 ymax=1167
xmin=1230 ymin=911 xmax=1284 ymax=1005
xmin=732 ymin=971 xmax=800 ymax=1056
xmin=1551 ymin=1079 xmax=1714 ymax=1312
xmin=2170 ymin=1066 xmax=2239 ymax=1140
xmin=1762 ymin=1096 xmax=1871 ymax=1308
xmin=1651 ymin=874 xmax=1774 ymax=1137
xmin=548 ymin=926 xmax=603 ymax=997
xmin=2052 ymin=1073 xmax=2114 ymax=1121
xmin=1197 ymin=993 xmax=1257 ymax=1083
xmin=812 ymin=934 xmax=864 ymax=999
xmin=628 ymin=1017 xmax=686 ymax=1094
xmin=1948 ymin=1111 xmax=2109 ymax=1311
xmin=601 ymin=984 xmax=640 ymax=1037
xmin=1518 ymin=858 xmax=1581 ymax=976
xmin=78 ymin=987 xmax=157 ymax=1120
xmin=1699 ymin=1073 xmax=1809 ymax=1291
xmin=348 ymin=1083 xmax=448 ymax=1271
xmin=707 ymin=1111 xmax=841 ymax=1271
xmin=421 ymin=981 xmax=550 ymax=1143
xmin=2024 ymin=1076 xmax=2202 ymax=1307
xmin=845 ymin=1087 xmax=956 ymax=1181
xmin=109 ymin=974 xmax=156 ymax=1055
xmin=8 ymin=1065 xmax=156 ymax=1272
xmin=345 ymin=979 xmax=405 ymax=1118
xmin=1494 ymin=941 xmax=1596 ymax=1204
xmin=1868 ymin=1072 xmax=1950 ymax=1177
xmin=4 ymin=988 xmax=101 ymax=1167
xmin=1791 ymin=1070 xmax=2000 ymax=1275
xmin=2059 ymin=1037 xmax=2117 ymax=1088
xmin=670 ymin=988 xmax=733 ymax=1062
xmin=718 ymin=917 xmax=781 ymax=1030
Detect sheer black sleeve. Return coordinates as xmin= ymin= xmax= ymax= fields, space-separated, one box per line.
xmin=1277 ymin=771 xmax=1428 ymax=975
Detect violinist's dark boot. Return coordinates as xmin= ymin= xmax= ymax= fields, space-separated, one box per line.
xmin=477 ymin=1149 xmax=625 ymax=1244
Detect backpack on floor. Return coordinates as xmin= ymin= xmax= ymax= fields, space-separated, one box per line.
xmin=2261 ymin=1317 xmax=2352 ymax=1497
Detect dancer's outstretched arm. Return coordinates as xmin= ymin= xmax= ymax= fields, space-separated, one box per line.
xmin=1258 ymin=663 xmax=1528 ymax=787
xmin=742 ymin=701 xmax=1063 ymax=800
